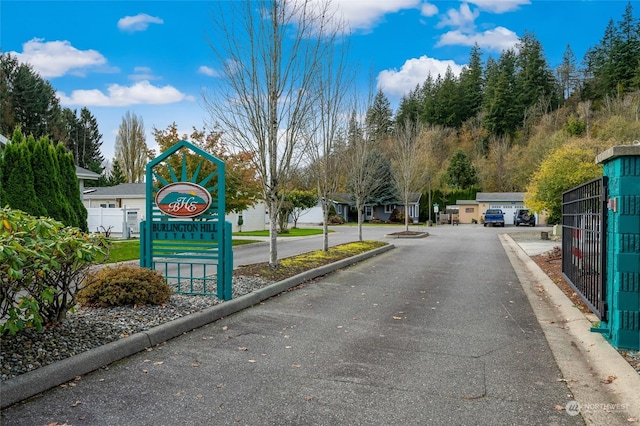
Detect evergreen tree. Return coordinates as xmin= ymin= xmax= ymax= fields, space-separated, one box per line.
xmin=360 ymin=149 xmax=398 ymax=206
xmin=418 ymin=75 xmax=436 ymax=125
xmin=57 ymin=144 xmax=87 ymax=230
xmin=366 ymin=90 xmax=394 ymax=141
xmin=483 ymin=49 xmax=519 ymax=137
xmin=1 ymin=130 xmax=46 ymax=215
xmin=0 ymin=53 xmax=65 ymax=140
xmin=76 ymin=108 xmax=104 ymax=174
xmin=515 ymin=33 xmax=560 ymax=114
xmin=108 ymin=159 xmax=126 ymax=186
xmin=433 ymin=66 xmax=461 ymax=128
xmin=459 ymin=44 xmax=484 ymax=123
xmin=59 ymin=107 xmax=79 ymax=152
xmin=584 ymin=3 xmax=640 ymax=98
xmin=612 ymin=2 xmax=640 ymax=92
xmin=61 ymin=107 xmax=105 ymax=175
xmin=31 ymin=136 xmax=71 ymax=225
xmin=556 ymin=44 xmax=580 ymax=99
xmin=347 ymin=110 xmax=364 ymax=145
xmin=395 ymin=87 xmax=421 ymax=126
xmin=444 ymin=149 xmax=479 ymax=190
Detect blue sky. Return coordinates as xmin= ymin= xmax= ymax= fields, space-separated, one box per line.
xmin=1 ymin=0 xmax=632 ymax=163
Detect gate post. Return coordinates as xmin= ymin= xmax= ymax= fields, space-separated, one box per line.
xmin=596 ymin=144 xmax=640 ymax=350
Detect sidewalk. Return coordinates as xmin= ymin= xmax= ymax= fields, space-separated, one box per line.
xmin=504 ymin=234 xmax=640 ymax=424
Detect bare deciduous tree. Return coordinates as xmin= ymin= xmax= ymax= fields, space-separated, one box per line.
xmin=344 ymin=97 xmax=393 ymax=241
xmin=203 ymin=0 xmax=340 ymax=266
xmin=114 ymin=111 xmax=151 ymax=183
xmin=390 ymin=118 xmax=428 ymax=231
xmin=305 ymin=18 xmax=352 ymax=251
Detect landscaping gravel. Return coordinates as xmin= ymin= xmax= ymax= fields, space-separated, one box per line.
xmin=0 ymin=275 xmax=274 ymax=381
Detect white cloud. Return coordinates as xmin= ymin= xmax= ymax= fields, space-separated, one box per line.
xmin=437 ymin=26 xmax=519 ymax=52
xmin=320 ymin=0 xmax=422 ymax=32
xmin=57 ymin=80 xmax=195 ymax=107
xmin=420 ymin=3 xmax=438 ymax=17
xmin=377 ymin=55 xmax=464 ymax=98
xmin=438 ymin=3 xmax=479 ymax=32
xmin=129 ymin=66 xmax=160 ymax=81
xmin=466 ymin=0 xmax=530 ymax=14
xmin=198 ymin=66 xmax=221 ymax=77
xmin=11 ymin=38 xmax=106 ymax=78
xmin=431 ymin=1 xmax=528 ymax=52
xmin=117 ymin=13 xmax=164 ymax=32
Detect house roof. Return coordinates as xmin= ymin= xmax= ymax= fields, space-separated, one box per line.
xmin=330 ymin=193 xmax=351 ymax=204
xmin=476 ymin=192 xmax=525 ymax=203
xmin=403 ymin=192 xmax=422 ymax=204
xmin=456 ymin=199 xmax=478 ymax=205
xmin=83 ymin=183 xmax=146 ymax=199
xmin=0 ymin=134 xmax=8 ymax=148
xmin=76 ymin=166 xmax=100 ymax=180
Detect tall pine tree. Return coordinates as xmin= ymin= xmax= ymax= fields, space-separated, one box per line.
xmin=459 ymin=44 xmax=484 ymax=123
xmin=366 ymin=90 xmax=394 ymax=141
xmin=556 ymin=44 xmax=580 ymax=99
xmin=584 ymin=3 xmax=640 ymax=98
xmin=0 ymin=53 xmax=65 ymax=140
xmin=483 ymin=50 xmax=519 ymax=137
xmin=515 ymin=33 xmax=561 ymax=115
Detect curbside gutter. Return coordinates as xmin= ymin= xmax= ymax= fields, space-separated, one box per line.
xmin=0 ymin=244 xmax=395 ymax=409
xmin=501 ymin=234 xmax=640 ymax=424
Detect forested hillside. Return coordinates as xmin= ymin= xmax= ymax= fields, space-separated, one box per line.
xmin=373 ymin=3 xmax=639 ymax=194
xmin=350 ymin=3 xmax=638 ymax=223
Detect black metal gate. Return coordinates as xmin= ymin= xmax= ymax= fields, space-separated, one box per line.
xmin=562 ymin=177 xmax=607 ymax=320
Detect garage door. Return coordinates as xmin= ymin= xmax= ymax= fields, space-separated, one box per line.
xmin=489 ymin=204 xmax=525 ymax=225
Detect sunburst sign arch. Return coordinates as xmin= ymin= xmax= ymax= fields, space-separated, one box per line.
xmin=140 ymin=139 xmax=233 ymax=300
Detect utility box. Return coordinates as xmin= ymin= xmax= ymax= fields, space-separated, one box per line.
xmin=596 ymin=144 xmax=640 ymax=350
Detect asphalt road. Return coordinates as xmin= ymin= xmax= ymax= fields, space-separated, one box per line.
xmin=0 ymin=224 xmax=589 ymax=425
xmin=231 ymin=224 xmax=425 ymax=266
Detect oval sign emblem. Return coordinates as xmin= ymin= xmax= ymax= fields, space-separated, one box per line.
xmin=155 ymin=182 xmax=212 ymax=218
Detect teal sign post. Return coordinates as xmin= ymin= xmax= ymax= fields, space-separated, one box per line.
xmin=140 ymin=139 xmax=233 ymax=300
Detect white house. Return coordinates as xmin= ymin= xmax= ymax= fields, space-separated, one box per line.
xmin=82 ymin=183 xmax=267 ymax=236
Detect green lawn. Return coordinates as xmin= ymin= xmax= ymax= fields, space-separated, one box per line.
xmin=103 ymin=238 xmax=259 ymax=263
xmin=103 ymin=228 xmax=326 ymax=263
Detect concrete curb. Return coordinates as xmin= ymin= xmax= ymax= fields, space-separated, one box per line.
xmin=501 ymin=234 xmax=640 ymax=424
xmin=0 ymin=244 xmax=394 ymax=409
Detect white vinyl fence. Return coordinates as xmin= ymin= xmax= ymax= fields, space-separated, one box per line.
xmin=87 ymin=202 xmax=268 ymax=238
xmin=86 ymin=207 xmax=141 ymax=238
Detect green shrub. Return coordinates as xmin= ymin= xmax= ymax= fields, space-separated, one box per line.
xmin=389 ymin=208 xmax=412 ymax=223
xmin=329 ymin=215 xmax=345 ymax=224
xmin=1 ymin=207 xmax=106 ymax=335
xmin=77 ymin=265 xmax=171 ymax=308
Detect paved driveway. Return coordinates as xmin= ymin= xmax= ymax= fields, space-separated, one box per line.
xmin=1 ymin=224 xmax=589 ymax=425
